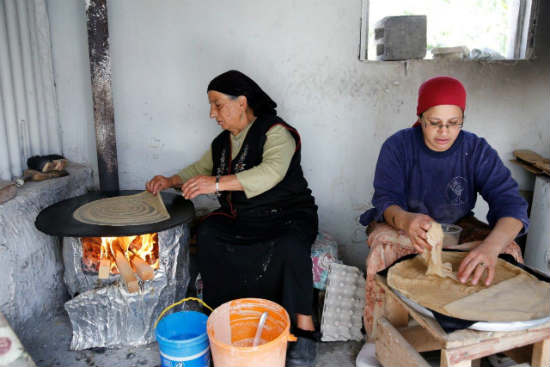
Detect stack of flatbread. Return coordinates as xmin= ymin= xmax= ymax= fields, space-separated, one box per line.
xmin=388 ymin=222 xmax=550 ymax=322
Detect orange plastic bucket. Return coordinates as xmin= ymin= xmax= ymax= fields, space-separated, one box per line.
xmin=206 ymin=298 xmax=296 ymax=367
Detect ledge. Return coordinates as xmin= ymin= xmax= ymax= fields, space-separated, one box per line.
xmin=0 ymin=162 xmax=93 ymax=338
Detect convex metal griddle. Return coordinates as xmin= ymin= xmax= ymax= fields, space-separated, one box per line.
xmin=35 ymin=190 xmax=194 ymax=237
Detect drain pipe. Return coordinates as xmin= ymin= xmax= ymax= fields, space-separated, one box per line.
xmin=85 ymin=0 xmax=119 ymax=192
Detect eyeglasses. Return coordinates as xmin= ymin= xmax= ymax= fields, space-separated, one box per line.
xmin=425 ymin=120 xmax=463 ymax=131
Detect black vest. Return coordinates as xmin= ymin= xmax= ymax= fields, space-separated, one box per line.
xmin=211 ymin=115 xmax=315 ymax=216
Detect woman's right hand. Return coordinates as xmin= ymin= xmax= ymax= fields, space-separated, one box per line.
xmin=403 ymin=212 xmax=434 ymax=253
xmin=146 ymin=175 xmax=173 ymax=195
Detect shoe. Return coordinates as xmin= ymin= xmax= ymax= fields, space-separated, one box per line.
xmin=286 ymin=330 xmax=320 ymax=367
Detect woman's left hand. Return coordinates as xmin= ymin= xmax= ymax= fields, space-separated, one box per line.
xmin=181 ymin=175 xmax=216 ymax=199
xmin=457 ymin=241 xmax=499 ymax=286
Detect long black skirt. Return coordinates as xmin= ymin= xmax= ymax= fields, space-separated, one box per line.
xmin=197 ymin=206 xmax=318 ymax=322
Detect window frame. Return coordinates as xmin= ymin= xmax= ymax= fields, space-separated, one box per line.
xmin=358 ymin=0 xmax=540 ymax=62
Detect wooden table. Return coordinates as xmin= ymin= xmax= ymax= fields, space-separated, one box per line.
xmin=374 ymin=275 xmax=550 ymax=367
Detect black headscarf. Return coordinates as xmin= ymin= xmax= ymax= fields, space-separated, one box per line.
xmin=207 ymin=70 xmax=277 ymax=116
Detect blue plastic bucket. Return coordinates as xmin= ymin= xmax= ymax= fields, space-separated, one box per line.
xmin=155 ymin=311 xmax=210 ymax=367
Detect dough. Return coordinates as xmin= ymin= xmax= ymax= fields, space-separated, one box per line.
xmin=421 ymin=222 xmax=456 ymax=280
xmin=443 ymin=273 xmax=550 ymax=322
xmin=388 ymin=251 xmax=523 ymax=318
xmin=73 ymin=191 xmax=170 ymax=226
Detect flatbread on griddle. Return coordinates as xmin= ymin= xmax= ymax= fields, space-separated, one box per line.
xmin=387 ymin=251 xmax=550 ymax=321
xmin=444 ymin=273 xmax=550 ymax=322
xmin=73 ymin=191 xmax=170 ymax=226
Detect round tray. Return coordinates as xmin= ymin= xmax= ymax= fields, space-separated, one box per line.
xmin=35 ymin=190 xmax=195 ymax=237
xmin=393 ymin=288 xmax=550 ymax=332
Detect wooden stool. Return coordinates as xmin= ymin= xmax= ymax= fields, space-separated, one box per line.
xmin=373 ymin=275 xmax=550 ymax=367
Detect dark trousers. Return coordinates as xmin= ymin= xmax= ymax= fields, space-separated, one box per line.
xmin=197 ymin=206 xmax=318 ymax=323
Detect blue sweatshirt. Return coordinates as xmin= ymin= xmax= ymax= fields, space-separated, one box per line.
xmin=360 ymin=126 xmax=528 ymax=235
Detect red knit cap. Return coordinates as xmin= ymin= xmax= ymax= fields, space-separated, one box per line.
xmin=417 ymin=76 xmax=466 ymax=116
xmin=412 ymin=76 xmax=466 ymax=127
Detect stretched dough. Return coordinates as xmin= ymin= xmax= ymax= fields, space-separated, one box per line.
xmin=421 ymin=222 xmax=457 ymax=280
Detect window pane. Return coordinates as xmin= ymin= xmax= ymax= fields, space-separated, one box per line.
xmin=368 ymin=0 xmax=520 ymax=60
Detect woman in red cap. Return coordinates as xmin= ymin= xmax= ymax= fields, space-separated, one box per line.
xmin=360 ymin=76 xmax=528 ymax=337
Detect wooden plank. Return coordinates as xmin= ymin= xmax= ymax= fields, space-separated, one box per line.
xmin=441 ymin=349 xmax=471 ymax=367
xmin=375 ymin=318 xmax=430 ymax=367
xmin=511 ymin=159 xmax=543 ymax=174
xmin=531 ymin=337 xmax=550 ymax=367
xmin=368 ymin=279 xmax=386 ymax=341
xmin=385 ymin=291 xmax=409 ymax=327
xmin=444 ymin=328 xmax=550 ymax=365
xmin=446 ymin=322 xmax=550 ymax=349
xmin=399 ymin=325 xmax=443 ymax=352
xmin=376 ymin=275 xmax=449 ymax=344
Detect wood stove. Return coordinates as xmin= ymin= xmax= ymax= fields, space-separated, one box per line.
xmin=35 ymin=190 xmax=194 ymax=350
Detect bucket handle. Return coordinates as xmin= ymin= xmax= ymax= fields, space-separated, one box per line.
xmin=154 ymin=297 xmax=214 ymax=329
xmin=288 ymin=334 xmax=297 ymax=342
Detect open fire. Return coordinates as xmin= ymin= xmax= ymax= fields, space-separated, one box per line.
xmin=35 ymin=190 xmax=193 ymax=349
xmin=81 ymin=234 xmax=159 ymax=292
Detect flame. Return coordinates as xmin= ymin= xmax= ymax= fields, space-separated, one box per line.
xmin=96 ymin=233 xmax=159 ymax=274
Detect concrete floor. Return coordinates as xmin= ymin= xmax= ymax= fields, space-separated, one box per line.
xmin=20 ymin=311 xmax=505 ymax=367
xmin=22 ymin=312 xmax=363 ymax=367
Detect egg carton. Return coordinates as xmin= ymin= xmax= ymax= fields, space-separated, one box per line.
xmin=320 ymin=263 xmax=366 ymax=341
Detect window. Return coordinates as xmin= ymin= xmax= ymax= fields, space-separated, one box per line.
xmin=359 ymin=0 xmax=539 ymax=61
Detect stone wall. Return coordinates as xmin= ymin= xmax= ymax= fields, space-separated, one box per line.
xmin=0 ymin=162 xmax=93 ymax=338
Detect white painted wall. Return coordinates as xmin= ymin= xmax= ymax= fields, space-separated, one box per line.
xmin=47 ymin=0 xmax=549 ymax=269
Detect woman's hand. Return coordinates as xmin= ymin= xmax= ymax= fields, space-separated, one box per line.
xmin=458 ymin=218 xmax=524 ymax=286
xmin=458 ymin=241 xmax=499 ymax=286
xmin=403 ymin=212 xmax=434 ymax=253
xmin=383 ymin=205 xmax=434 ymax=253
xmin=181 ymin=175 xmax=216 ymax=199
xmin=146 ymin=175 xmax=175 ymax=195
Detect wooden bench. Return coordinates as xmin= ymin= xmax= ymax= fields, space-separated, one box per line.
xmin=373 ymin=275 xmax=550 ymax=367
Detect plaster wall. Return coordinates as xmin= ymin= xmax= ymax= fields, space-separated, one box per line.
xmin=47 ymin=0 xmax=549 ymax=269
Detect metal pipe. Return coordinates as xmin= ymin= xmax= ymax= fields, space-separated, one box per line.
xmin=86 ymin=0 xmax=119 ymax=192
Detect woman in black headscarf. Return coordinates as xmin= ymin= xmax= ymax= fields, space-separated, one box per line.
xmin=147 ymin=70 xmax=319 ymax=365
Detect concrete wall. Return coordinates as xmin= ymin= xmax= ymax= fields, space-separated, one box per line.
xmin=47 ymin=0 xmax=549 ymax=269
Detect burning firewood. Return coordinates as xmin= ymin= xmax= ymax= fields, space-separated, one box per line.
xmin=98 ymin=258 xmax=111 ymax=279
xmin=110 ymin=241 xmax=139 ymax=293
xmin=129 ymin=236 xmax=142 ymax=252
xmin=131 ymin=255 xmax=154 ymax=281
